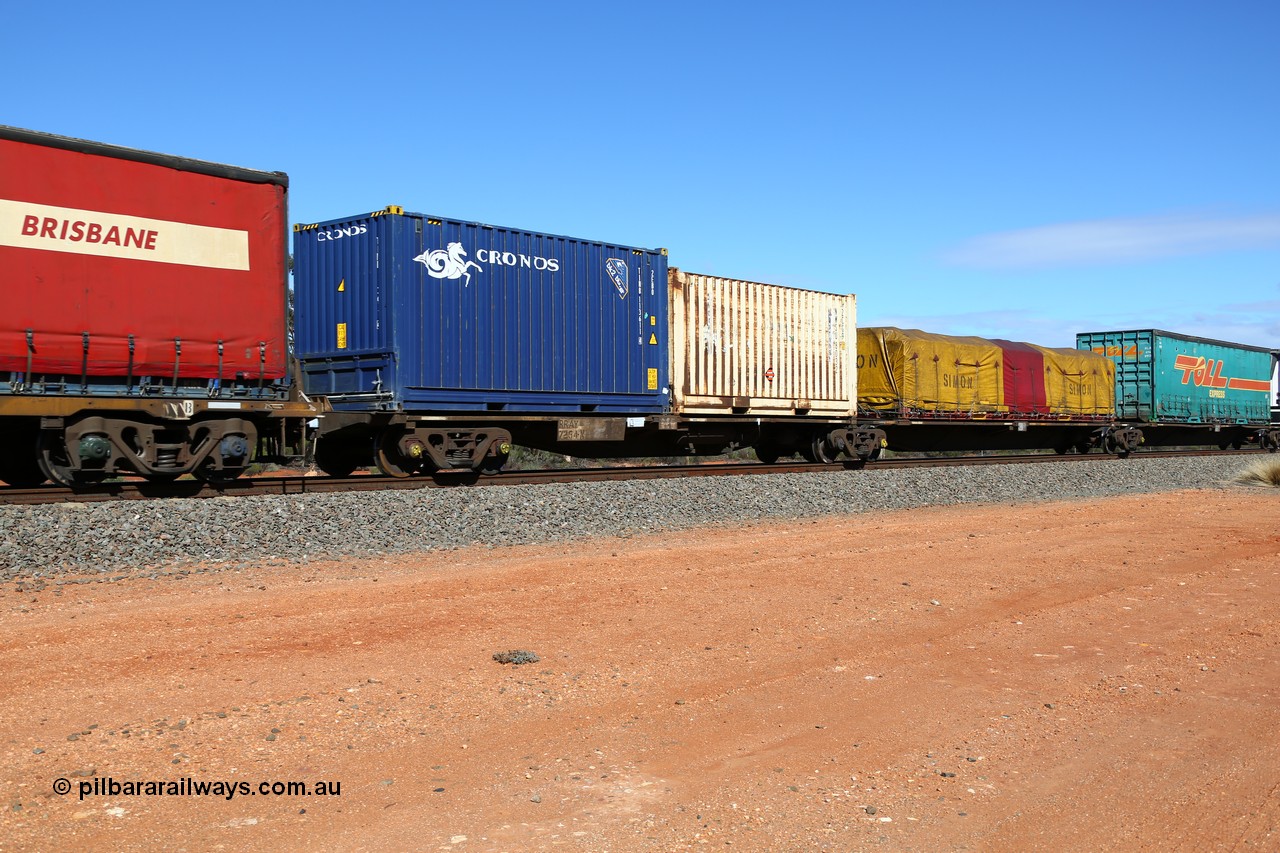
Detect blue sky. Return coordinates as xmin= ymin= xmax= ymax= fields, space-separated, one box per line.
xmin=6 ymin=1 xmax=1278 ymax=359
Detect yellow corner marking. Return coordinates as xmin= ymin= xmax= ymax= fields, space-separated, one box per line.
xmin=648 ymin=333 xmax=658 ymax=345
xmin=338 ymin=278 xmax=345 ymax=292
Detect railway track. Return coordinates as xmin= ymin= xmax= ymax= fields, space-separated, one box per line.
xmin=0 ymin=449 xmax=1258 ymax=506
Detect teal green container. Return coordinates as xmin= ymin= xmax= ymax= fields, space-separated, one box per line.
xmin=1076 ymin=329 xmax=1273 ymax=424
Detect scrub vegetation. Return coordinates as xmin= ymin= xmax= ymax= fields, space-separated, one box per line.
xmin=1236 ymin=458 xmax=1280 ymax=487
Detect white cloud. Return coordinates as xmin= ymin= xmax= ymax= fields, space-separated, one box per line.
xmin=1220 ymin=298 xmax=1280 ymax=315
xmin=944 ymin=214 xmax=1280 ymax=269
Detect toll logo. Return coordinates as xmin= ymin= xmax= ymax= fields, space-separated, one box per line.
xmin=414 ymin=242 xmax=482 ymax=287
xmin=605 ymin=258 xmax=628 ymax=299
xmin=1174 ymin=354 xmax=1271 ymax=393
xmin=1091 ymin=345 xmax=1144 ymax=358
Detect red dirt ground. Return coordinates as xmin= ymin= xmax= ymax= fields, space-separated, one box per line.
xmin=2 ymin=487 xmax=1278 ymax=852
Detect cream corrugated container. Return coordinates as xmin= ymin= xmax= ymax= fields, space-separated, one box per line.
xmin=669 ymin=268 xmax=857 ymax=416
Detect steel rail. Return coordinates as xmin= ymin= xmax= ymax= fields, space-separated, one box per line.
xmin=0 ymin=448 xmax=1261 ymax=507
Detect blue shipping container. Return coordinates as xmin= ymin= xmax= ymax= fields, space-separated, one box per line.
xmin=294 ymin=207 xmax=669 ymax=413
xmin=1076 ymin=329 xmax=1273 ymax=424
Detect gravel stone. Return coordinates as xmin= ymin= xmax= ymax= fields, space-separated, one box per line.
xmin=492 ymin=650 xmax=541 ymax=666
xmin=0 ymin=456 xmax=1262 ymax=581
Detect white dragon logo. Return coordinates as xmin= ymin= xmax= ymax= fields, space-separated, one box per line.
xmin=413 ymin=242 xmax=482 ymax=286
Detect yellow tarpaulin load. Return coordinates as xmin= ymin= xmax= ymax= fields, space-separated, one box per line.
xmin=1028 ymin=345 xmax=1116 ymax=416
xmin=857 ymin=328 xmax=1006 ymax=413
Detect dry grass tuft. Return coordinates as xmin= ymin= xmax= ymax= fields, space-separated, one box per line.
xmin=1236 ymin=458 xmax=1280 ymax=487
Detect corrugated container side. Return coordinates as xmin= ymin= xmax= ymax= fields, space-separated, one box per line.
xmin=669 ymin=269 xmax=856 ymax=416
xmin=295 ymin=209 xmax=669 ymax=412
xmin=1077 ymin=330 xmax=1155 ymax=420
xmin=1078 ymin=329 xmax=1272 ymax=424
xmin=1027 ymin=345 xmax=1115 ymax=416
xmin=857 ymin=328 xmax=1005 ymax=413
xmin=293 ymin=212 xmax=394 ymax=396
xmin=0 ymin=126 xmax=289 ymax=384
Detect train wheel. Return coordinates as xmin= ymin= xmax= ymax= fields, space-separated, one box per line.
xmin=478 ymin=450 xmax=509 ymax=475
xmin=314 ymin=439 xmax=359 ymax=478
xmin=0 ymin=425 xmax=47 ymax=487
xmin=809 ymin=435 xmax=839 ymax=464
xmin=374 ymin=428 xmax=419 ymax=478
xmin=754 ymin=443 xmax=781 ymax=464
xmin=0 ymin=453 xmax=46 ymax=487
xmin=475 ymin=439 xmax=511 ymax=475
xmin=193 ymin=462 xmax=243 ymax=485
xmin=194 ymin=431 xmax=254 ymax=485
xmin=1102 ymin=433 xmax=1131 ymax=458
xmin=37 ymin=431 xmax=105 ymax=488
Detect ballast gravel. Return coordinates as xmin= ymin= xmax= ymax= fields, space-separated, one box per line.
xmin=0 ymin=456 xmax=1266 ymax=580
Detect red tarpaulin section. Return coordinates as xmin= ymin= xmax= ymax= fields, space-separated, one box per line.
xmin=992 ymin=339 xmax=1048 ymax=415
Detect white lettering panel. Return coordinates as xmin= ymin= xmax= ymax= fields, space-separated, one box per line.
xmin=0 ymin=198 xmax=251 ymax=270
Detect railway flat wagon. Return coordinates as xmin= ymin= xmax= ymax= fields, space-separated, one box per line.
xmin=858 ymin=327 xmax=1127 ymax=453
xmin=1077 ymin=329 xmax=1279 ymax=451
xmin=294 ymin=207 xmax=671 ymax=475
xmin=0 ymin=126 xmax=311 ymax=487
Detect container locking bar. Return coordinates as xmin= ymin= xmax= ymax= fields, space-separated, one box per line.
xmin=23 ymin=329 xmax=34 ymax=391
xmin=214 ymin=340 xmax=224 ymax=397
xmin=172 ymin=338 xmax=182 ymax=391
xmin=126 ymin=334 xmax=135 ymax=394
xmin=80 ymin=332 xmax=90 ymax=393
